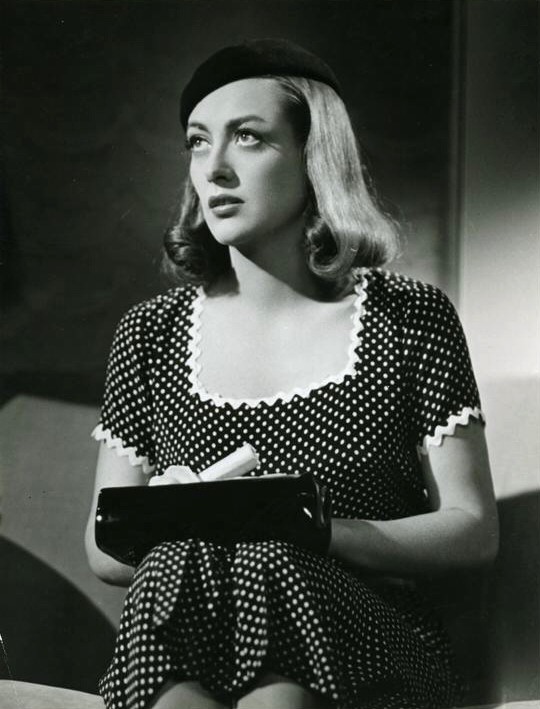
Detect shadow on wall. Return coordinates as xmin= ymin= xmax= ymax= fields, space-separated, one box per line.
xmin=489 ymin=491 xmax=540 ymax=703
xmin=429 ymin=490 xmax=540 ymax=706
xmin=0 ymin=537 xmax=115 ymax=692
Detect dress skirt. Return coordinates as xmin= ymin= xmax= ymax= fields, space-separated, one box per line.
xmin=98 ymin=539 xmax=462 ymax=709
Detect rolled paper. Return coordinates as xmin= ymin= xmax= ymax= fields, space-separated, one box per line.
xmin=199 ymin=443 xmax=260 ymax=482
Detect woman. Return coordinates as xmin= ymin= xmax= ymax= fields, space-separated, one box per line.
xmin=85 ymin=39 xmax=498 ymax=709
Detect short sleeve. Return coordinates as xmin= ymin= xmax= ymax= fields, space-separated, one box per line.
xmin=91 ymin=303 xmax=156 ymax=474
xmin=403 ymin=284 xmax=484 ymax=455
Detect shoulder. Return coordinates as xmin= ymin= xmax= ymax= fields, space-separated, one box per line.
xmin=113 ymin=286 xmax=198 ymax=344
xmin=119 ymin=286 xmax=197 ymax=325
xmin=361 ymin=268 xmax=457 ymax=320
xmin=359 ymin=269 xmax=468 ymax=360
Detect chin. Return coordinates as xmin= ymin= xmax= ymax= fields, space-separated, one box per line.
xmin=208 ymin=223 xmax=257 ymax=249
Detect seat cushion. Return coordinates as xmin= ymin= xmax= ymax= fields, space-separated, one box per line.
xmin=0 ymin=681 xmax=104 ymax=709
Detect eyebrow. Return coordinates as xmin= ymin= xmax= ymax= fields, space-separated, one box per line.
xmin=187 ymin=115 xmax=268 ymax=131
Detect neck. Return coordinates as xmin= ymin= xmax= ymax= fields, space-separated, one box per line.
xmin=219 ymin=225 xmax=324 ymax=308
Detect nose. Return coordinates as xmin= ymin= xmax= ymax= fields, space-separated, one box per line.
xmin=205 ymin=144 xmax=234 ymax=184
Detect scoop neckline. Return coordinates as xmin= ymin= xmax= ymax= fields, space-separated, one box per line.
xmin=185 ymin=271 xmax=368 ymax=409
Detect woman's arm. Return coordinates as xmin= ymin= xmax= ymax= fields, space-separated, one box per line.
xmin=329 ymin=419 xmax=499 ymax=574
xmin=85 ymin=442 xmax=148 ymax=586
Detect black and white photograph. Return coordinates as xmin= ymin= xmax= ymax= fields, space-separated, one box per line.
xmin=0 ymin=1 xmax=538 ymax=708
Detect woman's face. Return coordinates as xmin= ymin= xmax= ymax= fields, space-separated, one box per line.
xmin=186 ymin=78 xmax=307 ymax=250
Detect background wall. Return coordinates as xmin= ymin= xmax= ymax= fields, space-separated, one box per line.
xmin=0 ymin=0 xmax=538 ymax=704
xmin=459 ymin=0 xmax=539 ymax=500
xmin=0 ymin=0 xmax=454 ymax=406
xmin=457 ymin=1 xmax=539 ymax=702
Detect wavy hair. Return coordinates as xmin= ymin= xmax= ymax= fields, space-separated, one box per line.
xmin=163 ymin=76 xmax=399 ymax=292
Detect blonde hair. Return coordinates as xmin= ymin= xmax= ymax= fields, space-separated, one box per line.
xmin=163 ymin=76 xmax=399 ymax=292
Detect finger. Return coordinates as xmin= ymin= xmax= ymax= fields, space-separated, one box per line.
xmin=164 ymin=465 xmax=199 ymax=483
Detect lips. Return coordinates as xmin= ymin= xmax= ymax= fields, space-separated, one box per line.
xmin=208 ymin=194 xmax=244 ymax=209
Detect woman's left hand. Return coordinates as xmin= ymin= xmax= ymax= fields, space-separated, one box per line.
xmin=329 ymin=418 xmax=499 ymax=574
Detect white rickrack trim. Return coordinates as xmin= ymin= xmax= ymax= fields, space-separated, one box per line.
xmin=91 ymin=423 xmax=155 ymax=474
xmin=186 ymin=273 xmax=368 ymax=409
xmin=417 ymin=406 xmax=486 ymax=456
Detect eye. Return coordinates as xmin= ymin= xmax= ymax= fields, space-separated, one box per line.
xmin=185 ymin=135 xmax=208 ymax=152
xmin=235 ymin=129 xmax=261 ymax=147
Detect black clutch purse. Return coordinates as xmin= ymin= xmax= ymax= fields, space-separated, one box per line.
xmin=95 ymin=473 xmax=332 ymax=566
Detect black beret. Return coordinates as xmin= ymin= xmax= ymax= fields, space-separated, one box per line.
xmin=180 ymin=38 xmax=341 ymax=129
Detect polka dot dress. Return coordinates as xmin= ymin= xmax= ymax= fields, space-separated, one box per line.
xmin=92 ymin=269 xmax=483 ymax=709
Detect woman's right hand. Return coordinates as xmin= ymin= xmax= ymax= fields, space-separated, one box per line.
xmin=148 ymin=466 xmax=199 ymax=485
xmin=85 ymin=441 xmax=149 ymax=586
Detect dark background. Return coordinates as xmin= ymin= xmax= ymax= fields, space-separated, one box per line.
xmin=1 ymin=0 xmax=454 ymax=406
